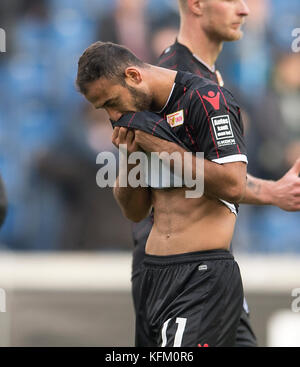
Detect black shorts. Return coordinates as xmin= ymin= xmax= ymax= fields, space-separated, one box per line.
xmin=134 ymin=249 xmax=244 ymax=347
xmin=235 ymin=301 xmax=257 ymax=347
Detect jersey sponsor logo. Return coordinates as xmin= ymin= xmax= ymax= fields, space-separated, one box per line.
xmin=211 ymin=114 xmax=234 ymax=140
xmin=217 ymin=138 xmax=236 ymax=147
xmin=167 ymin=110 xmax=184 ymax=128
xmin=211 ymin=115 xmax=236 ymax=147
xmin=203 ymin=90 xmax=220 ymax=110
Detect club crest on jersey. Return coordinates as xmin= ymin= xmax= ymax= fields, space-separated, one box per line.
xmin=203 ymin=91 xmax=220 ymax=110
xmin=167 ymin=110 xmax=184 ymax=127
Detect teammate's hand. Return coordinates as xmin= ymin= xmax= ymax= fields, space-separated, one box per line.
xmin=112 ymin=127 xmax=140 ymax=154
xmin=270 ymin=158 xmax=300 ymax=211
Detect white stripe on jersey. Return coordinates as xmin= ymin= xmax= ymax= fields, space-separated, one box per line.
xmin=212 ymin=154 xmax=248 ymax=165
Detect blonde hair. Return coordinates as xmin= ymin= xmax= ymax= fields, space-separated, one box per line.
xmin=178 ymin=0 xmax=188 ymax=13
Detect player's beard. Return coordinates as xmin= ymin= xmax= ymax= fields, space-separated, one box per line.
xmin=207 ymin=23 xmax=244 ymax=42
xmin=125 ymin=84 xmax=153 ymax=112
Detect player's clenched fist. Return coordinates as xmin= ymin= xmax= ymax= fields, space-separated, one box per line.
xmin=111 ymin=127 xmax=140 ymax=154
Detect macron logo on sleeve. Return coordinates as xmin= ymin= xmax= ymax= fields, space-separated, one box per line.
xmin=203 ymin=91 xmax=220 ymax=110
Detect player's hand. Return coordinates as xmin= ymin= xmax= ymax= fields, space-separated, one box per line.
xmin=270 ymin=158 xmax=300 ymax=211
xmin=112 ymin=127 xmax=140 ymax=154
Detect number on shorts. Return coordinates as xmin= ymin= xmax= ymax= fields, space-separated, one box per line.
xmin=161 ymin=317 xmax=187 ymax=347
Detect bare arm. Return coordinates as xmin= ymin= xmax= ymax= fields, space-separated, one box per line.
xmin=113 ymin=178 xmax=152 ymax=222
xmin=112 ymin=127 xmax=152 ymax=222
xmin=203 ymin=160 xmax=247 ymax=202
xmin=241 ymin=160 xmax=300 ymax=211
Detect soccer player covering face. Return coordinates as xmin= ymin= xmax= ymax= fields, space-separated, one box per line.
xmin=77 ymin=41 xmax=248 ymax=346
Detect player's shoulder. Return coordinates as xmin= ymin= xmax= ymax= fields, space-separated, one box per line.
xmin=184 ymin=80 xmax=240 ymax=119
xmin=178 ymin=72 xmax=219 ymax=97
xmin=157 ymin=43 xmax=177 ymax=67
xmin=193 ymin=82 xmax=239 ymax=109
xmin=157 ymin=41 xmax=194 ymax=68
xmin=176 ymin=70 xmax=210 ymax=86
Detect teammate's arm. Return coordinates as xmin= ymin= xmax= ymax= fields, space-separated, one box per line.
xmin=240 ymin=160 xmax=300 ymax=211
xmin=112 ymin=127 xmax=152 ymax=222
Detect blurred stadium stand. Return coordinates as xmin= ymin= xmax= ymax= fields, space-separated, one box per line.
xmin=0 ymin=0 xmax=299 ymax=253
xmin=0 ymin=0 xmax=300 ymax=347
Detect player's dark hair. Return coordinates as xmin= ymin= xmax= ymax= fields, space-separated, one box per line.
xmin=76 ymin=41 xmax=146 ymax=94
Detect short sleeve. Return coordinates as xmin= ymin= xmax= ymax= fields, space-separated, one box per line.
xmin=188 ymin=85 xmax=248 ymax=164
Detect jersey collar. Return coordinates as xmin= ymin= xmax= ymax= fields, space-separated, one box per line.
xmin=157 ymin=81 xmax=176 ymax=113
xmin=175 ymin=39 xmax=216 ymax=73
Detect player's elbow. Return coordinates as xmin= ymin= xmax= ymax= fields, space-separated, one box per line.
xmin=122 ymin=206 xmax=151 ymax=223
xmin=113 ymin=186 xmax=152 ymax=222
xmin=226 ymin=182 xmax=246 ymax=203
xmin=225 ymin=173 xmax=247 ymax=202
xmin=220 ymin=162 xmax=247 ymax=202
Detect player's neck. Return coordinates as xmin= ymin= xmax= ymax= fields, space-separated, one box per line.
xmin=178 ymin=20 xmax=223 ymax=69
xmin=147 ymin=66 xmax=177 ymax=112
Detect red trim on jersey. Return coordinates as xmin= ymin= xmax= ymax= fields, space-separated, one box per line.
xmin=185 ymin=125 xmax=198 ymax=149
xmin=158 ymin=51 xmax=176 ymax=66
xmin=151 ymin=118 xmax=164 ymax=135
xmin=186 ymin=124 xmax=200 ymax=151
xmin=178 ymin=87 xmax=187 ymax=110
xmin=196 ymin=90 xmax=220 ymax=159
xmin=127 ymin=113 xmax=136 ymax=128
xmin=237 ymin=144 xmax=241 ymax=154
xmin=190 ymin=60 xmax=203 ymax=77
xmin=217 ymin=86 xmax=230 ymax=114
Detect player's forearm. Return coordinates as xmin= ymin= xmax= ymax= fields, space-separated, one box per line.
xmin=113 ymin=176 xmax=152 ymax=222
xmin=239 ymin=174 xmax=274 ymax=205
